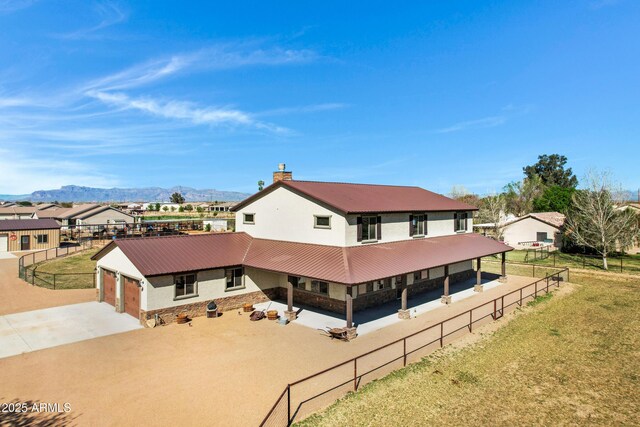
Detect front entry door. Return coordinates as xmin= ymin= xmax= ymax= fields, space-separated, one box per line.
xmin=20 ymin=235 xmax=30 ymax=251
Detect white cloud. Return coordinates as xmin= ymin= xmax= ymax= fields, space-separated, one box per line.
xmin=255 ymin=103 xmax=348 ymax=117
xmin=0 ymin=0 xmax=37 ymax=14
xmin=436 ymin=116 xmax=507 ymax=133
xmin=0 ymin=148 xmax=119 ymax=194
xmin=54 ymin=1 xmax=128 ymax=40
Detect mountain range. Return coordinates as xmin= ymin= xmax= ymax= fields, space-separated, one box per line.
xmin=0 ymin=185 xmax=252 ymax=203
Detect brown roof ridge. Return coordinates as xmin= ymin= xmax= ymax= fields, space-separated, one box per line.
xmin=282 ymin=180 xmax=423 ymax=189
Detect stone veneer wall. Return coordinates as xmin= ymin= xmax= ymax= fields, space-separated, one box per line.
xmin=354 ymin=269 xmax=475 ymax=312
xmin=139 ymin=288 xmax=278 ymax=326
xmin=275 ymin=287 xmax=346 ymax=313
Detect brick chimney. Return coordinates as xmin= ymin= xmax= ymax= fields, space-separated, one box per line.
xmin=273 ymin=163 xmax=293 ymax=183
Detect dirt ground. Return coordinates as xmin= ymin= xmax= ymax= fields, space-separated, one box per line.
xmin=0 ymin=263 xmax=543 ymax=427
xmin=0 ymin=258 xmax=94 ymax=316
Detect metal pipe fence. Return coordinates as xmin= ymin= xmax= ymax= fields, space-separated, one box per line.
xmin=260 ymin=267 xmax=570 ymax=426
xmin=18 ymin=240 xmax=97 ymax=290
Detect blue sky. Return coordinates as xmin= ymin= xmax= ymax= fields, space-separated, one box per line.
xmin=0 ymin=0 xmax=638 ymax=195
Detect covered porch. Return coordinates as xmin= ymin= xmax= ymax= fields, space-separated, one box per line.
xmin=257 ymin=271 xmax=530 ymax=337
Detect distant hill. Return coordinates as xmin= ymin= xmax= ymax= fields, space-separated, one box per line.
xmin=0 ymin=185 xmax=252 ymax=202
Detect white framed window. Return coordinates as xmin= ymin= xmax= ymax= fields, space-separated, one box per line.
xmin=243 ymin=213 xmax=255 ymax=224
xmin=36 ymin=234 xmax=48 ymax=244
xmin=411 ymin=214 xmax=426 ymax=236
xmin=310 ymin=280 xmax=328 ymax=295
xmin=226 ymin=267 xmax=244 ymax=290
xmin=175 ymin=273 xmax=197 ymax=299
xmin=362 ymin=215 xmax=377 ymax=241
xmin=454 ymin=212 xmax=468 ymax=232
xmin=314 ymin=215 xmax=331 ymax=229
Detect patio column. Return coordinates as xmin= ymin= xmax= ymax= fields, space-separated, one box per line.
xmin=345 ymin=287 xmax=354 ymax=329
xmin=500 ymin=252 xmax=507 ymax=282
xmin=474 ymin=257 xmax=483 ymax=292
xmin=284 ymin=279 xmax=297 ymax=321
xmin=441 ymin=265 xmax=452 ymax=304
xmin=398 ymin=285 xmax=410 ymax=319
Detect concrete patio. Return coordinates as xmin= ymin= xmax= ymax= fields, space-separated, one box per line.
xmin=255 ymin=273 xmax=512 ymax=336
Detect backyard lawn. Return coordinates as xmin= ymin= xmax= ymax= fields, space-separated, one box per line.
xmin=297 ymin=270 xmax=640 ymax=426
xmin=31 ymin=247 xmax=100 ymax=290
xmin=487 ymin=249 xmax=640 ymax=275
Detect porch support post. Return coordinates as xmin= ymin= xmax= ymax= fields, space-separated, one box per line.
xmin=284 ymin=280 xmax=297 ymax=322
xmin=474 ymin=257 xmax=483 ymax=292
xmin=398 ymin=285 xmax=410 ymax=319
xmin=345 ymin=287 xmax=357 ymax=339
xmin=500 ymin=252 xmax=507 ymax=282
xmin=441 ymin=265 xmax=452 ymax=304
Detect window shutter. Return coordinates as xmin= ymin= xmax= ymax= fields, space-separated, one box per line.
xmin=357 ymin=216 xmax=362 ymax=242
xmin=409 ymin=214 xmax=414 ymax=236
xmin=377 ymin=216 xmax=382 ymax=239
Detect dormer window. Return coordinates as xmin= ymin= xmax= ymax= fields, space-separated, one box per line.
xmin=243 ymin=213 xmax=255 ymax=224
xmin=454 ymin=212 xmax=468 ymax=232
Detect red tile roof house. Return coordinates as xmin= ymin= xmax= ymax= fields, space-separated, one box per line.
xmin=92 ymin=169 xmax=512 ymax=336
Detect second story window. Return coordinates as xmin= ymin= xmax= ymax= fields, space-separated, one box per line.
xmin=358 ymin=215 xmax=381 ymax=242
xmin=243 ymin=213 xmax=255 ymax=224
xmin=314 ymin=215 xmax=331 ymax=229
xmin=410 ymin=214 xmax=426 ymax=236
xmin=454 ymin=212 xmax=468 ymax=232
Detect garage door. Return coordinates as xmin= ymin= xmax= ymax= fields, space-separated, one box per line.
xmin=123 ymin=276 xmax=140 ymax=319
xmin=0 ymin=234 xmax=7 ymax=252
xmin=102 ymin=269 xmax=116 ymax=306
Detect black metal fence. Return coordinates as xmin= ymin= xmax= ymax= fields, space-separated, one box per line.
xmin=260 ymin=267 xmax=570 ymax=426
xmin=18 ymin=241 xmax=97 ymax=290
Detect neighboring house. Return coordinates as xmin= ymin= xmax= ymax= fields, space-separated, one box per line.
xmin=616 ymin=203 xmax=640 ymax=254
xmin=93 ymin=168 xmax=513 ymax=331
xmin=0 ymin=206 xmax=38 ymax=220
xmin=36 ymin=204 xmax=135 ymax=229
xmin=501 ymin=212 xmax=565 ymax=250
xmin=0 ymin=219 xmax=60 ymax=252
xmin=210 ymin=202 xmax=236 ymax=212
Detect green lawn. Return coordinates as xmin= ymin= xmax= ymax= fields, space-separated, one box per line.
xmin=31 ymin=247 xmax=100 ymax=290
xmin=297 ymin=271 xmax=640 ymax=426
xmin=487 ymin=250 xmax=640 ymax=275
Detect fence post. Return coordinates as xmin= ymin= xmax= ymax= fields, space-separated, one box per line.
xmin=620 ymin=257 xmax=623 ymax=273
xmin=583 ymin=255 xmax=585 ymax=269
xmin=287 ymin=385 xmax=291 ymax=425
xmin=519 ymin=288 xmax=522 ymax=306
xmin=534 ymin=281 xmax=538 ymax=298
xmin=353 ymin=359 xmax=358 ymax=391
xmin=469 ymin=310 xmax=473 ymax=332
xmin=31 ymin=270 xmax=35 ymax=285
xmin=53 ymin=275 xmax=56 ymax=290
xmin=546 ymin=276 xmax=549 ymax=293
xmin=533 ymin=264 xmax=535 ymax=278
xmin=553 ymin=252 xmax=556 ymax=267
xmin=403 ymin=338 xmax=407 ymax=367
xmin=440 ymin=322 xmax=444 ymax=347
xmin=493 ymin=299 xmax=497 ymax=320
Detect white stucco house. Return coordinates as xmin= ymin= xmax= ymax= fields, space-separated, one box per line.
xmin=500 ymin=212 xmax=565 ymax=250
xmin=92 ymin=167 xmax=513 ymax=334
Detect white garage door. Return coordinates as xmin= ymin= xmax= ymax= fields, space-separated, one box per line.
xmin=0 ymin=234 xmax=7 ymax=252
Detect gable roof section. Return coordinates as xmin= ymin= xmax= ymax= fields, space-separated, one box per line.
xmin=0 ymin=206 xmax=37 ymax=215
xmin=92 ymin=232 xmax=253 ymax=277
xmin=506 ymin=212 xmax=566 ymax=229
xmin=0 ymin=218 xmax=61 ymax=231
xmin=74 ymin=205 xmax=133 ymax=220
xmin=232 ymin=180 xmax=478 ymax=214
xmin=94 ymin=232 xmax=511 ymax=284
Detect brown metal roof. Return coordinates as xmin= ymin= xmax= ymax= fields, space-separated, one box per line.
xmin=92 ymin=232 xmax=253 ymax=277
xmin=232 ymin=180 xmax=478 ymax=214
xmin=0 ymin=219 xmax=61 ymax=231
xmin=506 ymin=212 xmax=566 ymax=229
xmin=94 ymin=232 xmax=511 ymax=284
xmin=0 ymin=206 xmax=37 ymax=215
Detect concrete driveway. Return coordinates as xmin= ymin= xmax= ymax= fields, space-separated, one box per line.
xmin=0 ymin=302 xmax=142 ymax=359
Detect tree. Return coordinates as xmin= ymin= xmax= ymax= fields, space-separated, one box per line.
xmin=478 ymin=194 xmax=508 ymax=241
xmin=204 ymin=223 xmax=212 ymax=232
xmin=154 ymin=202 xmax=161 ymax=212
xmin=178 ymin=206 xmax=184 ymax=212
xmin=564 ymin=170 xmax=639 ymax=270
xmin=162 ymin=206 xmax=169 ymax=212
xmin=533 ymin=185 xmax=575 ymax=213
xmin=503 ymin=175 xmax=544 ymax=217
xmin=523 ymin=154 xmax=578 ymax=188
xmin=170 ymin=206 xmax=176 ymax=212
xmin=184 ymin=204 xmax=193 ymax=212
xmin=196 ymin=206 xmax=204 ymax=213
xmin=170 ymin=192 xmax=185 ymax=204
xmin=258 ymin=180 xmax=265 ymax=191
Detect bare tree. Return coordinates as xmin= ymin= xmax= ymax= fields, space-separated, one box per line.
xmin=504 ymin=174 xmax=544 ymax=216
xmin=479 ymin=194 xmax=508 ymax=240
xmin=565 ymin=170 xmax=639 ymax=270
